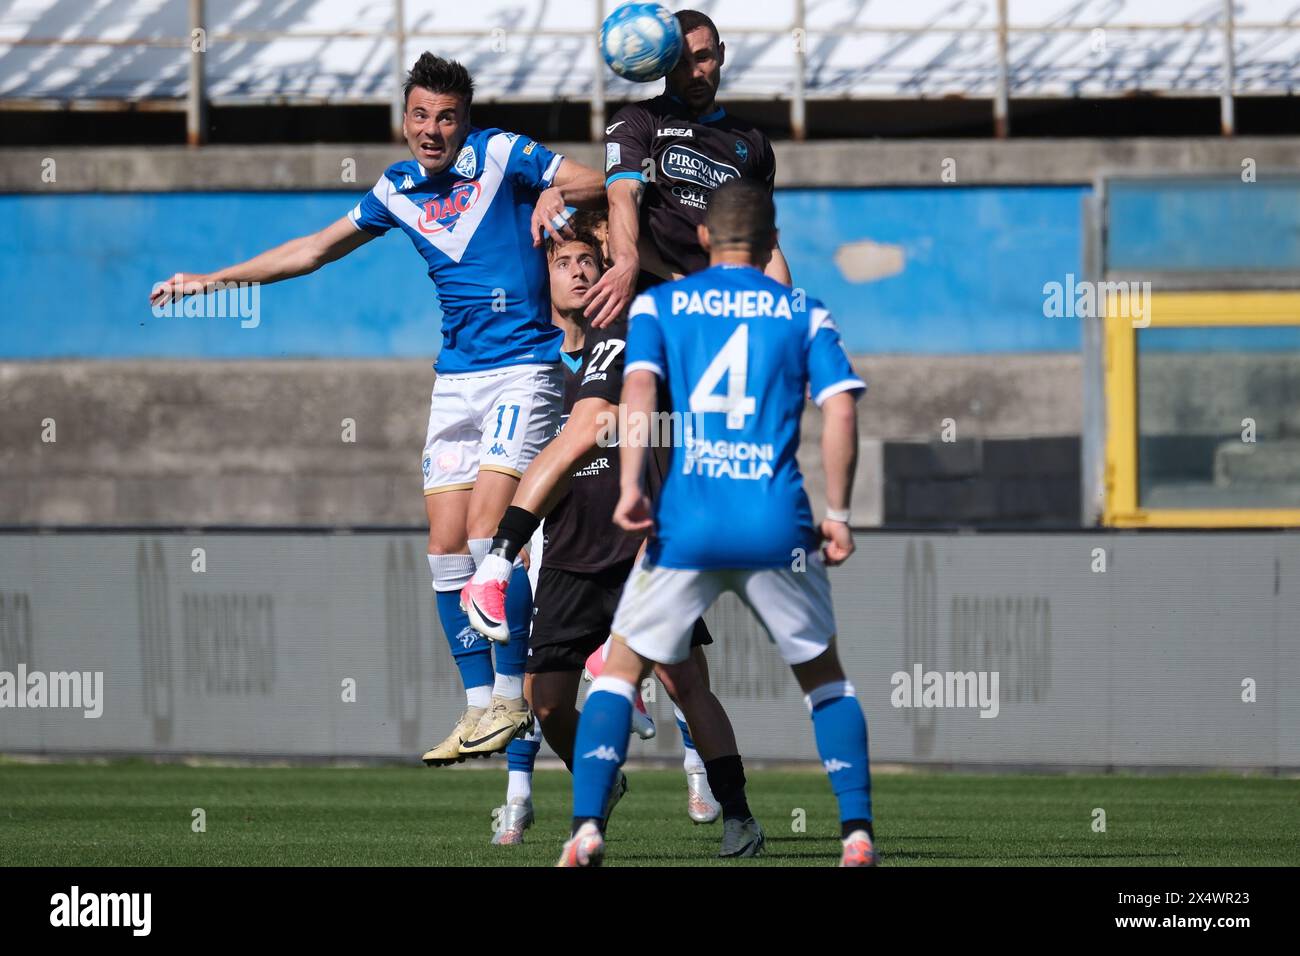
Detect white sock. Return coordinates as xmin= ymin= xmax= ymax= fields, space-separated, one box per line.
xmin=494 ymin=673 xmax=524 ymax=700
xmin=471 ymin=552 xmax=513 ymax=586
xmin=467 ymin=685 xmax=492 ymax=709
xmin=600 ymin=636 xmax=612 ymax=662
xmin=507 ymin=770 xmax=532 ymax=803
xmin=683 ymin=746 xmax=705 ymax=774
xmin=675 ymin=705 xmax=705 ymax=772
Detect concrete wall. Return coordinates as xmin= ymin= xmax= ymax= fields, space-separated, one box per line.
xmin=4 ymin=138 xmax=1298 ymax=191
xmin=0 ymin=356 xmax=1080 ymax=528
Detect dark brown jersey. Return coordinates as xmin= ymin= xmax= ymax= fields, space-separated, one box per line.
xmin=604 ymin=93 xmax=776 ymax=276
xmin=539 ymin=347 xmax=641 ymax=574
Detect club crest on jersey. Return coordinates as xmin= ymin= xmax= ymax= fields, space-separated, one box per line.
xmin=417 ymin=181 xmax=482 ymax=234
xmin=734 ymin=139 xmax=749 ymax=162
xmin=453 ymin=145 xmax=477 ymax=178
xmin=661 ymin=145 xmax=739 ymax=191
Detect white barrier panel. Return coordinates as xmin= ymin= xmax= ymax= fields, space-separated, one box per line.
xmin=0 ymin=532 xmax=1296 ymax=768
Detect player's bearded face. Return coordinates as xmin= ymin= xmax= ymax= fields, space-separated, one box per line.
xmin=403 ymin=89 xmax=470 ymax=174
xmin=548 ymin=243 xmax=602 ymax=313
xmin=667 ymin=27 xmax=723 ymax=114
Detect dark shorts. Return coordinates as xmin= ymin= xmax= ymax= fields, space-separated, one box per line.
xmin=527 ymin=557 xmax=713 ymax=674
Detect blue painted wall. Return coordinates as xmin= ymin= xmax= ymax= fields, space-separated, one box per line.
xmin=0 ymin=186 xmax=1088 ymax=359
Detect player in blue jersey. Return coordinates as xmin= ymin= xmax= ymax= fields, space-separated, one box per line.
xmin=557 ymin=180 xmax=878 ymax=868
xmin=480 ymin=213 xmax=761 ymax=855
xmin=149 ymin=55 xmax=605 ymax=769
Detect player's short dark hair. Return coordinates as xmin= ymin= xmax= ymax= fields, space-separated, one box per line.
xmin=705 ymin=180 xmax=776 ymax=252
xmin=545 ymin=226 xmax=605 ymax=273
xmin=404 ymin=53 xmax=474 ymax=109
xmin=675 ymin=10 xmax=721 ymax=48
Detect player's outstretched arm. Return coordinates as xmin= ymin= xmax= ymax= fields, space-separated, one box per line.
xmin=584 ymin=177 xmax=642 ymax=328
xmin=819 ymin=391 xmax=859 ymax=566
xmin=149 ymin=216 xmax=373 ymax=307
xmin=612 ymin=369 xmax=656 ymax=534
xmin=511 ymin=396 xmax=618 ymax=518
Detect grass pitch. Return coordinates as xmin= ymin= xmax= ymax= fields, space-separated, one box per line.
xmin=1 ymin=761 xmax=1296 ymax=867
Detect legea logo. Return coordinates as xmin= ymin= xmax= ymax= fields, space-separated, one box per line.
xmin=418 ymin=181 xmax=482 ymax=234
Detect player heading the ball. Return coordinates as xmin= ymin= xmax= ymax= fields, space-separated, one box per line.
xmin=149 ymin=54 xmax=607 ymax=769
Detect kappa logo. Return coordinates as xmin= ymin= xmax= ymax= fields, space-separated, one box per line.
xmin=400 ymin=174 xmax=415 ymax=190
xmin=453 ymin=144 xmax=477 ymax=178
xmin=823 ymin=758 xmax=853 ymax=773
xmin=417 ymin=181 xmax=482 ymax=235
xmin=456 ymin=627 xmax=480 ymax=650
xmin=487 ymin=443 xmax=508 ymax=457
xmin=583 ymin=745 xmax=620 ymax=761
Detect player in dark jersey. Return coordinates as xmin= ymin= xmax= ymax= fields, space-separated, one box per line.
xmin=470 ymin=217 xmax=763 ymax=857
xmin=583 ymin=8 xmax=792 ymax=328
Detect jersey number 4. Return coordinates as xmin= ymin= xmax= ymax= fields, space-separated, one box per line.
xmin=689 ymin=324 xmax=756 ymax=430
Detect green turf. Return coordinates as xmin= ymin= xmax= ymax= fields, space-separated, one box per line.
xmin=0 ymin=761 xmax=1296 ymax=866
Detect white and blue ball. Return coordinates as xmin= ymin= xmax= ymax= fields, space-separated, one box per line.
xmin=600 ymin=3 xmax=684 ymax=83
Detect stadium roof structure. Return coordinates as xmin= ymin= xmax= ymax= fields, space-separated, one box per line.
xmin=1 ymin=0 xmax=1297 ymax=140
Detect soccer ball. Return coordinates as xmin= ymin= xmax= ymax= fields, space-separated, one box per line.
xmin=600 ymin=3 xmax=684 ymax=83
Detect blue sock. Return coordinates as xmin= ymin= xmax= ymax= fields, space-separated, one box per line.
xmin=572 ymin=679 xmax=634 ymax=821
xmin=435 ymin=589 xmax=493 ymax=692
xmin=676 ymin=716 xmax=696 ymax=751
xmin=492 ymin=563 xmax=532 ymax=678
xmin=809 ymin=683 xmax=873 ymax=826
xmin=506 ymin=732 xmax=540 ymax=774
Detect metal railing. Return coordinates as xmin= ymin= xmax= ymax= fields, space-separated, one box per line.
xmin=0 ymin=0 xmax=1274 ymax=143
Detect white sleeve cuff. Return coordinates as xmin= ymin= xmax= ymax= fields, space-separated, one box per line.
xmin=624 ymin=360 xmax=664 ymax=379
xmin=814 ymin=378 xmax=867 ymax=406
xmin=541 ymin=153 xmax=564 ymax=187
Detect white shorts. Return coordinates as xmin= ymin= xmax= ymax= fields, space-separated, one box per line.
xmin=610 ymin=552 xmax=838 ymax=666
xmin=422 ymin=363 xmax=563 ymax=494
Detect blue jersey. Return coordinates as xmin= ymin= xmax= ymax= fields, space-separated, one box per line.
xmin=624 ymin=264 xmax=865 ymax=570
xmin=347 ymin=127 xmax=565 ymax=374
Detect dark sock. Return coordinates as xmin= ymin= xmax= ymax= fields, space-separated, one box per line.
xmin=489 ymin=506 xmax=541 ymax=563
xmin=842 ymin=818 xmax=874 ymax=841
xmin=704 ymin=754 xmax=752 ymax=821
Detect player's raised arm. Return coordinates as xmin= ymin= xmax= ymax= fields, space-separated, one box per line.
xmin=765 ymin=243 xmax=792 ymax=285
xmin=530 ymin=157 xmax=607 ymax=246
xmin=584 ymin=176 xmax=642 ymax=328
xmin=149 ymin=216 xmax=373 ymax=308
